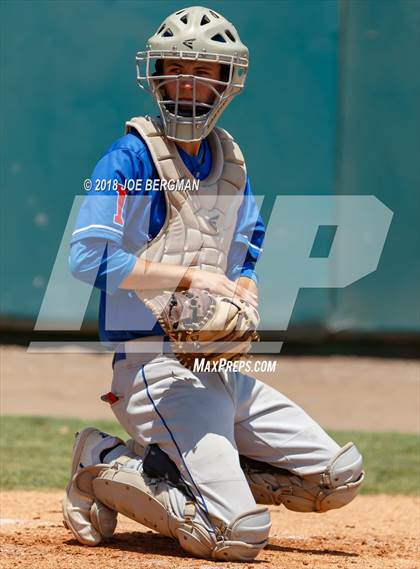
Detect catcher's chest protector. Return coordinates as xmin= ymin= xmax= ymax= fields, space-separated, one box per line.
xmin=125 ymin=116 xmax=247 ymax=274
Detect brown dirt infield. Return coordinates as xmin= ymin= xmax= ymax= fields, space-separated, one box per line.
xmin=1 ymin=492 xmax=419 ymax=569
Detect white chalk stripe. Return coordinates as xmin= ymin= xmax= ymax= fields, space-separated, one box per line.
xmin=1 ymin=518 xmax=25 ymax=525
xmin=0 ymin=518 xmax=59 ymax=527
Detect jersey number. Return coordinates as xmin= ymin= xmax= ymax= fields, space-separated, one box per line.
xmin=113 ymin=184 xmax=127 ymax=226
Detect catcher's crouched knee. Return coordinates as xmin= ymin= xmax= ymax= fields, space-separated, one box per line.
xmin=242 ymin=442 xmax=364 ymax=513
xmin=177 ymin=507 xmax=271 ymax=562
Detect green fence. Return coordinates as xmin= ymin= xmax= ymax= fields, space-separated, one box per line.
xmin=1 ymin=0 xmax=418 ymax=336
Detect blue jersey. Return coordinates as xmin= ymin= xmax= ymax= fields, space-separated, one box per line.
xmin=70 ymin=124 xmax=265 ymax=346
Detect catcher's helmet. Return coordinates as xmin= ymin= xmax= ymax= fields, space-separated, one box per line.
xmin=136 ymin=6 xmax=249 ymax=142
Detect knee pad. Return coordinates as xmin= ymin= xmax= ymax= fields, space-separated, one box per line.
xmin=241 ymin=442 xmax=364 ymax=513
xmin=214 ymin=507 xmax=271 ymax=561
xmin=177 ymin=507 xmax=271 ymax=562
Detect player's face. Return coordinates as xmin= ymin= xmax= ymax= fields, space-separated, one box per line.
xmin=161 ymin=59 xmax=222 ymax=105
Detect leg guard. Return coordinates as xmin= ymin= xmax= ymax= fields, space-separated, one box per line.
xmin=177 ymin=507 xmax=271 ymax=562
xmin=241 ymin=442 xmax=364 ymax=513
xmin=76 ymin=453 xmax=270 ymax=561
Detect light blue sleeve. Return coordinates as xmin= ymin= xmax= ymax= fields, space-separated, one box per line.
xmin=69 ymin=238 xmax=136 ymax=295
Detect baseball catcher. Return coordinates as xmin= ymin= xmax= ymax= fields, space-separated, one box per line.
xmin=64 ymin=6 xmax=364 ymax=562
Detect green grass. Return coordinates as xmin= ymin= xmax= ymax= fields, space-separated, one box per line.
xmin=0 ymin=416 xmax=127 ymax=491
xmin=0 ymin=416 xmax=419 ymax=494
xmin=331 ymin=430 xmax=420 ymax=495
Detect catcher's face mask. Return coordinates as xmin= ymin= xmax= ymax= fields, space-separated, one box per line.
xmin=136 ymin=6 xmax=249 ymax=142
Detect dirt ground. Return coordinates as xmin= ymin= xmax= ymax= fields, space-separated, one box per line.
xmin=1 ymin=345 xmax=419 ymax=432
xmin=1 ymin=492 xmax=419 ymax=569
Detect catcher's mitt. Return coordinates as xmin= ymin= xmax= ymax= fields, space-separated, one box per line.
xmin=137 ymin=288 xmax=260 ymax=370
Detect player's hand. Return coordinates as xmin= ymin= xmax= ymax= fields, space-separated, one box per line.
xmin=235 ymin=276 xmax=259 ymax=307
xmin=185 ymin=268 xmax=258 ymax=308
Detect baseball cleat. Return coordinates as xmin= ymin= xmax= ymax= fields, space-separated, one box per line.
xmin=62 ymin=427 xmax=121 ymax=546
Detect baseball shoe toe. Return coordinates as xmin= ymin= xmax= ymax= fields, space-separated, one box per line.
xmin=62 ymin=427 xmax=122 ymax=545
